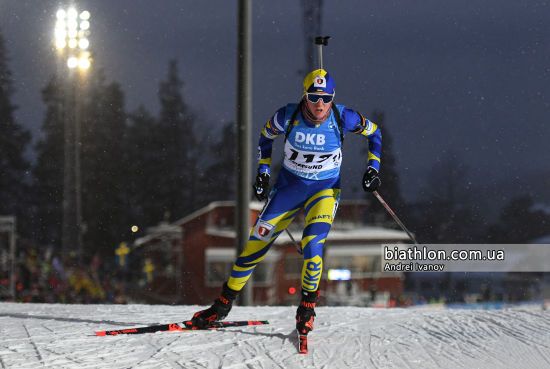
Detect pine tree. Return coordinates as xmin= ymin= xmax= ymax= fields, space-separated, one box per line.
xmin=156 ymin=60 xmax=198 ymax=220
xmin=32 ymin=76 xmax=65 ymax=245
xmin=80 ymin=71 xmax=130 ymax=256
xmin=363 ymin=110 xmax=405 ymax=225
xmin=0 ymin=29 xmax=31 ymax=232
xmin=197 ymin=122 xmax=236 ymax=206
xmin=124 ymin=105 xmax=167 ymax=228
xmin=409 ymin=153 xmax=484 ymax=243
xmin=487 ymin=196 xmax=549 ymax=243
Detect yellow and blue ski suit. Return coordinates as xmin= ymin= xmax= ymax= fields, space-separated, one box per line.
xmin=227 ymin=103 xmax=382 ymax=293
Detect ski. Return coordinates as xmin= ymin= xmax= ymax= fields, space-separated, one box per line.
xmin=95 ymin=320 xmax=269 ymax=336
xmin=298 ymin=331 xmax=309 ymax=354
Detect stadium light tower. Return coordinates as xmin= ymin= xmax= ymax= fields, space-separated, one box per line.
xmin=54 ymin=6 xmax=91 ymax=261
xmin=55 ymin=7 xmax=92 ymax=72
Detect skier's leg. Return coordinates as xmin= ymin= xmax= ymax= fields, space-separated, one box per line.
xmin=226 ymin=191 xmax=301 ymax=291
xmin=300 ymin=187 xmax=340 ymax=292
xmin=192 ymin=176 xmax=304 ymax=327
xmin=296 ymin=187 xmax=340 ymax=334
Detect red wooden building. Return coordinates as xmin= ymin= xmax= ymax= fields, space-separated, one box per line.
xmin=133 ymin=200 xmax=411 ymax=306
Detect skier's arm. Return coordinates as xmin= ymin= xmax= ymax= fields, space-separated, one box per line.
xmin=341 ymin=108 xmax=382 ymax=172
xmin=257 ymin=107 xmax=286 ymax=175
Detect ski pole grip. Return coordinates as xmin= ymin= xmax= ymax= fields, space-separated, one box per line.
xmin=315 ymin=36 xmax=330 ymax=46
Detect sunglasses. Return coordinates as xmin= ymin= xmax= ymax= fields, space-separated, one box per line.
xmin=306 ymin=93 xmax=334 ymax=104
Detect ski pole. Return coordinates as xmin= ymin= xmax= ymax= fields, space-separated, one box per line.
xmin=286 ymin=227 xmax=303 ymax=255
xmin=314 ymin=36 xmax=330 ymax=69
xmin=372 ymin=191 xmax=419 ymax=245
xmin=275 ymin=35 xmax=330 ymax=256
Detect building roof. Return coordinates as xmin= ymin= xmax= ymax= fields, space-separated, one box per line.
xmin=135 ymin=200 xmax=412 ymax=247
xmin=169 ymin=200 xmax=265 ymax=225
xmin=134 ymin=201 xmax=264 ymax=247
xmin=171 ymin=199 xmax=370 ymax=227
xmin=206 ymin=226 xmax=410 ymax=243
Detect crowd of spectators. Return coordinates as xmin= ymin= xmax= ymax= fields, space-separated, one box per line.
xmin=1 ymin=245 xmax=129 ymax=304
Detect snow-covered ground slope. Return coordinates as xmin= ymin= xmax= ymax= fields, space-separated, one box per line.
xmin=1 ymin=303 xmax=549 ymax=369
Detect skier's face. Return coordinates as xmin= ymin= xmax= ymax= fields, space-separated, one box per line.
xmin=305 ymin=93 xmax=333 ymax=120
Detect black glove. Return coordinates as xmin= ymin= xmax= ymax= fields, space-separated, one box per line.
xmin=253 ymin=173 xmax=270 ymax=201
xmin=362 ymin=167 xmax=381 ymax=192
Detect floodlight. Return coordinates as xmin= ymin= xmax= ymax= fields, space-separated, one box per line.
xmin=54 ymin=7 xmax=92 ymax=71
xmin=55 ymin=39 xmax=67 ymax=50
xmin=67 ymin=8 xmax=78 ymax=20
xmin=67 ymin=19 xmax=78 ymax=31
xmin=56 ymin=9 xmax=66 ymax=20
xmin=78 ymin=57 xmax=91 ymax=70
xmin=80 ymin=20 xmax=90 ymax=30
xmin=67 ymin=57 xmax=79 ymax=69
xmin=55 ymin=21 xmax=66 ymax=33
xmin=54 ymin=27 xmax=66 ymax=40
xmin=78 ymin=38 xmax=89 ymax=50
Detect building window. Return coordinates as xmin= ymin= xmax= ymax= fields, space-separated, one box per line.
xmin=325 ymin=245 xmax=384 ymax=277
xmin=206 ymin=261 xmax=231 ymax=284
xmin=253 ymin=263 xmax=270 ymax=284
xmin=284 ymin=254 xmax=303 ymax=277
xmin=326 ymin=255 xmax=379 ymax=274
xmin=327 ymin=256 xmax=353 ymax=270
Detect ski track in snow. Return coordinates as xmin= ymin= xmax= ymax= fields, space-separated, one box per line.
xmin=0 ymin=303 xmax=549 ymax=369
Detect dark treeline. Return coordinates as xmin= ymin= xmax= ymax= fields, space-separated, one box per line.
xmin=1 ymin=27 xmax=549 ymax=266
xmin=0 ymin=29 xmax=32 ymax=234
xmin=363 ymin=111 xmax=550 ymax=245
xmin=403 ymin=153 xmax=550 ymax=244
xmin=0 ymin=29 xmax=234 ymax=260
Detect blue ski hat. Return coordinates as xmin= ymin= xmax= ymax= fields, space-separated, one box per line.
xmin=303 ymin=69 xmax=335 ymax=95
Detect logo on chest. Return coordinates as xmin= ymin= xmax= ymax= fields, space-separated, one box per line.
xmin=295 ymin=132 xmax=325 ymax=146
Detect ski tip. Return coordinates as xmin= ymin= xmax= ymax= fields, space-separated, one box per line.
xmin=95 ymin=331 xmax=106 ymax=336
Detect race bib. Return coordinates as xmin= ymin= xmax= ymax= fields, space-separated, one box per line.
xmin=283 ymin=141 xmax=342 ymax=176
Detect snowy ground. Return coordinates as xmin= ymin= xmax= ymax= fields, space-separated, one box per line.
xmin=1 ymin=303 xmax=550 ymax=369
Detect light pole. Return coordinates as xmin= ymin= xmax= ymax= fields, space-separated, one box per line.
xmin=54 ymin=6 xmax=91 ymax=261
xmin=236 ymin=0 xmax=252 ymax=306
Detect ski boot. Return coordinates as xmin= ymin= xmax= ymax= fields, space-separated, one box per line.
xmin=191 ymin=283 xmax=238 ymax=329
xmin=296 ymin=290 xmax=319 ymax=335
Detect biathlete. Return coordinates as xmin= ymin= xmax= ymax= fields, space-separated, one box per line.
xmin=191 ymin=68 xmax=382 ymax=337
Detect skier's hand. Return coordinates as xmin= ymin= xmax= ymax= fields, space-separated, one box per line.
xmin=362 ymin=167 xmax=381 ymax=192
xmin=253 ymin=173 xmax=270 ymax=201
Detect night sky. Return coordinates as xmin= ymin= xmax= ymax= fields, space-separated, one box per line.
xmin=1 ymin=0 xmax=549 ymax=205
